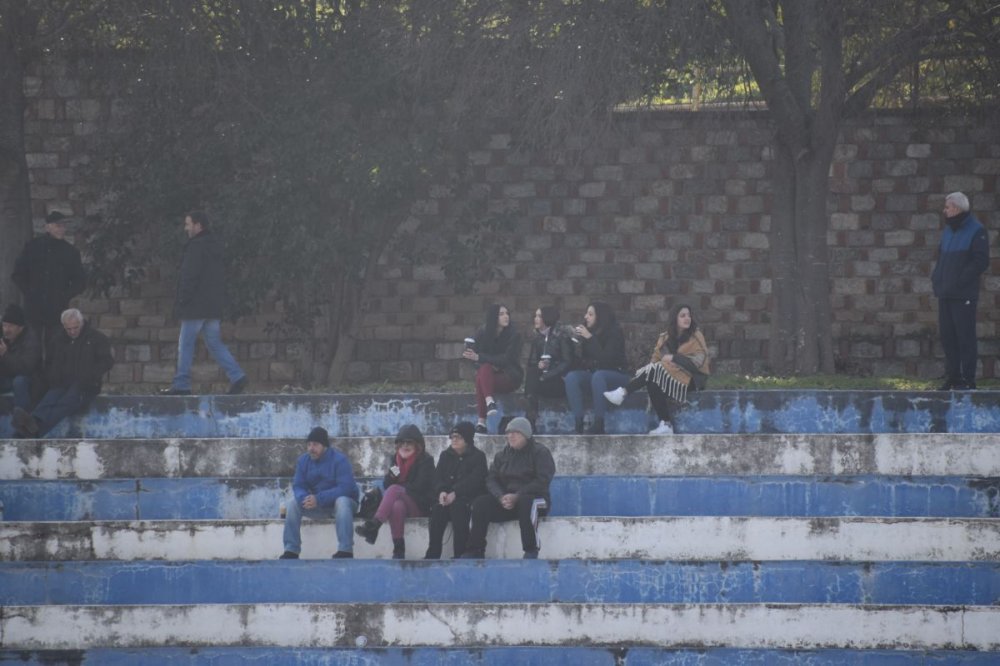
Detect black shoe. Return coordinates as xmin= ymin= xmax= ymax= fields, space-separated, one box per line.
xmin=486 ymin=400 xmax=498 ymax=416
xmin=587 ymin=418 xmax=605 ymax=435
xmin=354 ymin=519 xmax=381 ymax=545
xmin=474 ymin=423 xmax=488 ymax=434
xmin=12 ymin=407 xmax=39 ymax=437
xmin=392 ymin=538 xmax=406 ymax=560
xmin=523 ymin=549 xmax=539 ymax=559
xmin=951 ymin=382 xmax=974 ymax=391
xmin=160 ymin=387 xmax=192 ymax=396
xmin=278 ymin=551 xmax=299 ymax=559
xmin=332 ymin=551 xmax=353 ymax=559
xmin=937 ymin=380 xmax=954 ymax=391
xmin=574 ymin=417 xmax=585 ymax=434
xmin=459 ymin=550 xmax=485 ymax=559
xmin=424 ymin=552 xmax=441 ymax=560
xmin=228 ymin=376 xmax=248 ymax=395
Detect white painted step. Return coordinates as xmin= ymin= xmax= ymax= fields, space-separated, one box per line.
xmin=4 ymin=433 xmax=999 ymax=480
xmin=3 ymin=516 xmax=998 ymax=561
xmin=3 ymin=603 xmax=998 ymax=650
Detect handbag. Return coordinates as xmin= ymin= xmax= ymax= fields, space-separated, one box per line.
xmin=358 ymin=486 xmax=383 ymax=520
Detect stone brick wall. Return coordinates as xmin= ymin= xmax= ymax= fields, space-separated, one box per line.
xmin=21 ymin=58 xmax=1000 ymax=389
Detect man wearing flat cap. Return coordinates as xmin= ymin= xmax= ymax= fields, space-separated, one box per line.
xmin=12 ymin=211 xmax=86 ymax=345
xmin=461 ymin=416 xmax=555 ymax=560
xmin=424 ymin=421 xmax=488 ymax=559
xmin=0 ymin=304 xmax=42 ymax=410
xmin=280 ymin=426 xmax=360 ymax=560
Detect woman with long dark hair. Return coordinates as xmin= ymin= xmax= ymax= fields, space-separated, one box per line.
xmin=523 ymin=305 xmax=574 ymax=431
xmin=463 ymin=304 xmax=523 ymax=433
xmin=604 ymin=303 xmax=710 ymax=434
xmin=562 ymin=302 xmax=629 ymax=434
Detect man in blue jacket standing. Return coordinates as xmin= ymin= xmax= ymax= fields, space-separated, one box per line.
xmin=280 ymin=427 xmax=360 ymax=559
xmin=931 ymin=192 xmax=990 ymax=390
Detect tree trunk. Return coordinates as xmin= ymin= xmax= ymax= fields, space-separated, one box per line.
xmin=767 ymin=142 xmax=837 ymax=375
xmin=0 ymin=30 xmax=32 ymax=305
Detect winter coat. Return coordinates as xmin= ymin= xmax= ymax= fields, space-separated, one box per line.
xmin=44 ymin=323 xmax=114 ymax=394
xmin=486 ymin=438 xmax=555 ymax=507
xmin=175 ymin=230 xmax=227 ymax=320
xmin=292 ymin=446 xmax=360 ymax=507
xmin=384 ymin=451 xmax=436 ymax=512
xmin=0 ymin=325 xmax=42 ymax=379
xmin=526 ymin=324 xmax=575 ymax=382
xmin=931 ymin=213 xmax=990 ymax=301
xmin=12 ymin=234 xmax=86 ymax=327
xmin=433 ymin=444 xmax=488 ymax=505
xmin=474 ymin=326 xmax=524 ymax=387
xmin=580 ymin=322 xmax=628 ymax=372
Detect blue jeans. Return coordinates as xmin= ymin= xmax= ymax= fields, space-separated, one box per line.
xmin=283 ymin=494 xmax=359 ymax=555
xmin=172 ymin=319 xmax=245 ymax=391
xmin=33 ymin=383 xmax=92 ymax=436
xmin=563 ymin=369 xmax=630 ymax=420
xmin=0 ymin=375 xmax=32 ymax=410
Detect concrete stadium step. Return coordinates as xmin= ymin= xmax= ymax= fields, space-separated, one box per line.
xmin=4 ymin=647 xmax=1000 ymax=666
xmin=4 ymin=475 xmax=998 ymax=521
xmin=4 ymin=560 xmax=999 ymax=606
xmin=3 ymin=603 xmax=999 ymax=651
xmin=3 ymin=389 xmax=1000 ymax=438
xmin=3 ymin=516 xmax=998 ymax=561
xmin=6 ymin=433 xmax=999 ymax=480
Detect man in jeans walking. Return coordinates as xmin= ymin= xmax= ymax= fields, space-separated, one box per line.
xmin=161 ymin=210 xmax=247 ymax=395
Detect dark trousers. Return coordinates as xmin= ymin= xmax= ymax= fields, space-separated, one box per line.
xmin=625 ymin=374 xmax=681 ymax=426
xmin=425 ymin=501 xmax=473 ymax=559
xmin=465 ymin=493 xmax=548 ymax=555
xmin=524 ymin=366 xmax=565 ymax=422
xmin=938 ymin=298 xmax=979 ymax=386
xmin=32 ymin=383 xmax=93 ymax=436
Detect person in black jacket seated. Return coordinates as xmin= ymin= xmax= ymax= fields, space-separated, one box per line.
xmin=424 ymin=421 xmax=488 ymax=559
xmin=461 ymin=417 xmax=555 ymax=560
xmin=523 ymin=305 xmax=574 ymax=431
xmin=0 ymin=304 xmax=42 ymax=410
xmin=11 ymin=308 xmax=114 ymax=438
xmin=562 ymin=302 xmax=629 ymax=434
xmin=462 ymin=304 xmax=523 ymax=434
xmin=355 ymin=424 xmax=435 ymax=559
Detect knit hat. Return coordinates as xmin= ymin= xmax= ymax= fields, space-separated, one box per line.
xmin=449 ymin=421 xmax=476 ymax=447
xmin=395 ymin=424 xmax=426 ymax=450
xmin=2 ymin=304 xmax=26 ymax=327
xmin=45 ymin=211 xmax=73 ymax=224
xmin=505 ymin=416 xmax=533 ymax=440
xmin=306 ymin=426 xmax=330 ymax=448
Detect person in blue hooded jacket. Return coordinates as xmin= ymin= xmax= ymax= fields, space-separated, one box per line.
xmin=280 ymin=426 xmax=359 ymax=559
xmin=931 ymin=192 xmax=990 ymax=391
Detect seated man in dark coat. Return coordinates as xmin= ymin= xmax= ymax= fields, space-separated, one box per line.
xmin=424 ymin=421 xmax=488 ymax=559
xmin=0 ymin=304 xmax=42 ymax=410
xmin=12 ymin=308 xmax=114 ymax=438
xmin=461 ymin=417 xmax=555 ymax=560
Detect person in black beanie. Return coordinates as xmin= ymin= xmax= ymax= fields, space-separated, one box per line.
xmin=0 ymin=304 xmax=42 ymax=410
xmin=279 ymin=426 xmax=359 ymax=559
xmin=424 ymin=422 xmax=488 ymax=559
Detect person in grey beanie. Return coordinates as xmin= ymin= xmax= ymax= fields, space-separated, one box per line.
xmin=424 ymin=422 xmax=488 ymax=559
xmin=460 ymin=416 xmax=555 ymax=559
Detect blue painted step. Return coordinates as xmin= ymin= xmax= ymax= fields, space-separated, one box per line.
xmin=4 ymin=390 xmax=1000 ymax=437
xmin=3 ymin=560 xmax=998 ymax=606
xmin=2 ymin=647 xmax=1000 ymax=665
xmin=3 ymin=475 xmax=998 ymax=521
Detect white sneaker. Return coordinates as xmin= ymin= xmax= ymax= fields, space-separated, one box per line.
xmin=648 ymin=421 xmax=674 ymax=435
xmin=603 ymin=387 xmax=627 ymax=406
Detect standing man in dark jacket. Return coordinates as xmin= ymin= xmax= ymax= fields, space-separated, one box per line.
xmin=461 ymin=417 xmax=555 ymax=560
xmin=279 ymin=426 xmax=359 ymax=560
xmin=161 ymin=211 xmax=247 ymax=396
xmin=931 ymin=192 xmax=990 ymax=390
xmin=11 ymin=211 xmax=86 ymax=345
xmin=424 ymin=421 xmax=488 ymax=559
xmin=0 ymin=304 xmax=42 ymax=410
xmin=11 ymin=308 xmax=114 ymax=438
